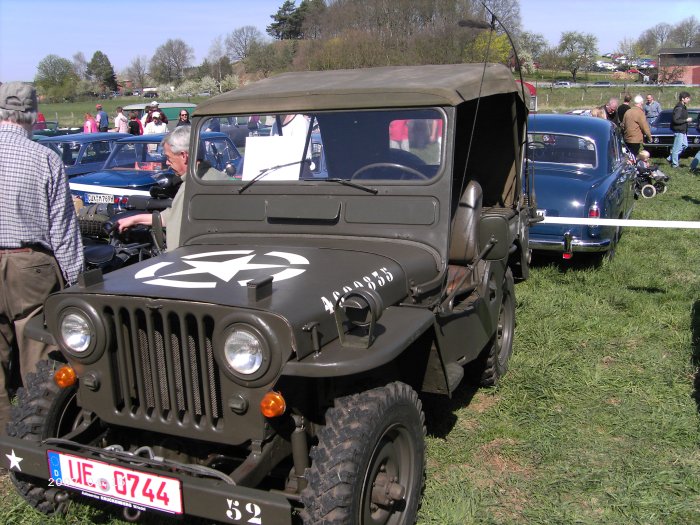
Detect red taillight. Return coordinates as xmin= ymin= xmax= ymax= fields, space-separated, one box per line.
xmin=562 ymin=252 xmax=573 ymax=260
xmin=113 ymin=196 xmax=128 ymax=205
xmin=588 ymin=204 xmax=600 ymax=218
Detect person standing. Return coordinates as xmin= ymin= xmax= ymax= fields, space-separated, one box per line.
xmin=113 ymin=106 xmax=128 ymax=133
xmin=0 ymin=82 xmax=83 ymax=434
xmin=95 ymin=103 xmax=109 ymax=132
xmin=144 ymin=112 xmax=167 ymax=134
xmin=621 ymin=95 xmax=652 ymax=156
xmin=83 ymin=112 xmax=98 ymax=133
xmin=644 ymin=94 xmax=661 ymax=122
xmin=617 ymin=94 xmax=632 ymax=122
xmin=176 ymin=109 xmax=191 ymax=127
xmin=598 ymin=97 xmax=620 ymax=125
xmin=668 ymin=91 xmax=692 ymax=168
xmin=128 ymin=110 xmax=143 ymax=135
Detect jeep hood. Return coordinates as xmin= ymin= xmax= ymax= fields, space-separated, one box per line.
xmin=65 ymin=241 xmax=438 ymax=342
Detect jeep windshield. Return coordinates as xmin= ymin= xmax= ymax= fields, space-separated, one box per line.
xmin=199 ymin=109 xmax=444 ymax=184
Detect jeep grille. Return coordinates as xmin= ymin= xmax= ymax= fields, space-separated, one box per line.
xmin=106 ymin=305 xmax=222 ymax=429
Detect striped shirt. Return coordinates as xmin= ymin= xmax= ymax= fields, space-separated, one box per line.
xmin=0 ymin=123 xmax=83 ymax=284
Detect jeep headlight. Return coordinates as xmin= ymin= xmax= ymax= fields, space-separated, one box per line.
xmin=224 ymin=328 xmax=265 ymax=375
xmin=60 ymin=312 xmax=92 ymax=353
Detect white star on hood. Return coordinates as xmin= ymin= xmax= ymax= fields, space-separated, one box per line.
xmin=160 ymin=254 xmax=285 ymax=283
xmin=6 ymin=449 xmax=23 ymax=471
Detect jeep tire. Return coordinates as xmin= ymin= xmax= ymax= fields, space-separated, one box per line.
xmin=301 ymin=382 xmax=426 ymax=524
xmin=478 ymin=267 xmax=515 ymax=386
xmin=8 ymin=359 xmax=85 ymax=515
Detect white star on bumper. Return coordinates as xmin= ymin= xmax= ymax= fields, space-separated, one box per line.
xmin=6 ymin=449 xmax=23 ymax=471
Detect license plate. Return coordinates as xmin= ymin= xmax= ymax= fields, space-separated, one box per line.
xmin=47 ymin=450 xmax=183 ymax=514
xmin=536 ymin=209 xmax=547 ymax=217
xmin=86 ymin=193 xmax=113 ymax=204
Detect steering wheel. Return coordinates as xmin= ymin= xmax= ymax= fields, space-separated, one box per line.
xmin=350 ymin=162 xmax=429 ymax=180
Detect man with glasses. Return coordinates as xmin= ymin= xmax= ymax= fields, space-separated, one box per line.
xmin=177 ymin=110 xmax=191 ymax=127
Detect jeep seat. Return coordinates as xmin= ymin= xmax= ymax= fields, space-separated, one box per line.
xmin=446 ymin=180 xmax=482 ymax=294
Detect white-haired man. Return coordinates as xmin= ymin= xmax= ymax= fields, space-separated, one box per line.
xmin=0 ymin=82 xmax=83 ymax=434
xmin=621 ymin=95 xmax=652 ymax=156
xmin=117 ymin=125 xmax=190 ymax=248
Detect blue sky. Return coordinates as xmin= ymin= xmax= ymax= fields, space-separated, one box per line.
xmin=0 ymin=0 xmax=696 ymax=82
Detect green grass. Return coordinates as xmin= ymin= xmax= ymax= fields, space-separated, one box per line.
xmin=1 ymin=164 xmax=699 ymax=524
xmin=419 ymin=161 xmax=700 ymax=524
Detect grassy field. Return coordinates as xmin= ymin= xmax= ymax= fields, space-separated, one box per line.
xmin=1 ymin=160 xmax=699 ymax=523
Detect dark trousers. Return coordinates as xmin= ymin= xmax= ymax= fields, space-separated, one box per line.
xmin=0 ymin=249 xmax=63 ymax=435
xmin=625 ymin=142 xmax=641 ymax=156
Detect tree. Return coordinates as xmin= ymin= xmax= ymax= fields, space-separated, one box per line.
xmin=126 ymin=55 xmax=150 ymax=91
xmin=72 ymin=52 xmax=88 ymax=80
xmin=557 ymin=31 xmax=598 ymax=82
xmin=669 ymin=16 xmax=700 ymax=48
xmin=34 ymin=54 xmax=78 ymax=101
xmin=244 ymin=40 xmax=295 ymax=76
xmin=225 ymin=26 xmax=264 ymax=62
xmin=299 ymin=0 xmax=326 ymax=39
xmin=517 ymin=31 xmax=547 ymax=62
xmin=150 ymin=39 xmax=195 ymax=84
xmin=86 ymin=51 xmax=117 ymax=91
xmin=267 ymin=0 xmax=302 ymax=40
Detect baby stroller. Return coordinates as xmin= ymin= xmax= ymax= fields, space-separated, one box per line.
xmin=635 ymin=160 xmax=669 ymax=199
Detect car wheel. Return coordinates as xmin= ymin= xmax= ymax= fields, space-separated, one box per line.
xmin=301 ymin=382 xmax=426 ymax=525
xmin=472 ymin=268 xmax=515 ymax=387
xmin=8 ymin=360 xmax=86 ymax=515
xmin=641 ymin=184 xmax=656 ymax=198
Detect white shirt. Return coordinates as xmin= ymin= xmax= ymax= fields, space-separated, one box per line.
xmin=144 ymin=121 xmax=167 ymax=135
xmin=114 ymin=112 xmax=128 ymax=133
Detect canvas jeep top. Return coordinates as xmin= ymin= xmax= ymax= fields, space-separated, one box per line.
xmin=2 ymin=63 xmax=533 ymax=525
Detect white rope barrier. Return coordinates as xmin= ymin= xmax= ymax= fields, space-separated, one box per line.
xmin=541 ymin=217 xmax=700 ymax=229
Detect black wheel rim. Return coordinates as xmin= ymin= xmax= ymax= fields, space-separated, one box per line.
xmin=360 ymin=422 xmax=416 ymax=525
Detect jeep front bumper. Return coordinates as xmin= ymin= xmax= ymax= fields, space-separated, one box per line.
xmin=0 ymin=436 xmax=292 ymax=524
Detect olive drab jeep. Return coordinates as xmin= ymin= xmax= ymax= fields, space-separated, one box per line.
xmin=2 ymin=63 xmax=533 ymax=524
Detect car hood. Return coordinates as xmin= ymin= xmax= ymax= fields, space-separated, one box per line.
xmin=62 ymin=241 xmax=438 ymax=355
xmin=70 ymin=169 xmax=166 ymax=189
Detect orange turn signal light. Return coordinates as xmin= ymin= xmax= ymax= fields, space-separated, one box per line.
xmin=54 ymin=366 xmax=77 ymax=388
xmin=260 ymin=391 xmax=286 ymax=418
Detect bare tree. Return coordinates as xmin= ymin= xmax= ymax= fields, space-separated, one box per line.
xmin=150 ymin=39 xmax=195 ymax=84
xmin=669 ymin=16 xmax=700 ymax=48
xmin=225 ymin=26 xmax=265 ymax=62
xmin=72 ymin=52 xmax=88 ymax=80
xmin=126 ymin=55 xmax=150 ymax=91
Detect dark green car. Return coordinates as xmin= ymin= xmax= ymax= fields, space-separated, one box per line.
xmin=2 ymin=63 xmax=534 ymax=524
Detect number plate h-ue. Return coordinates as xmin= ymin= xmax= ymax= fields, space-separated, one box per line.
xmin=47 ymin=450 xmax=183 ymax=514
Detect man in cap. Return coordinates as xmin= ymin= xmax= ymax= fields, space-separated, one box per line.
xmin=142 ymin=100 xmax=168 ymax=127
xmin=95 ymin=103 xmax=109 ymax=132
xmin=144 ymin=111 xmax=168 ymax=134
xmin=0 ymin=82 xmax=83 ymax=434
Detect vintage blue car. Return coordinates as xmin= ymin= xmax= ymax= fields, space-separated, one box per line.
xmin=645 ymin=108 xmax=700 ymax=157
xmin=527 ymin=114 xmax=636 ymax=261
xmin=70 ymin=132 xmax=243 ymax=206
xmin=38 ymin=132 xmax=130 ymax=177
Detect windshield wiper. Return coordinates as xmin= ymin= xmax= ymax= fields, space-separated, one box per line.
xmin=316 ymin=178 xmax=378 ymax=194
xmin=238 ymin=159 xmax=310 ymax=194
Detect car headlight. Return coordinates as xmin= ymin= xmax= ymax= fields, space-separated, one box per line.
xmin=60 ymin=312 xmax=92 ymax=353
xmin=224 ymin=328 xmax=265 ymax=375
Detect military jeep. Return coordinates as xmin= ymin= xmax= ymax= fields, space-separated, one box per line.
xmin=2 ymin=63 xmax=533 ymax=524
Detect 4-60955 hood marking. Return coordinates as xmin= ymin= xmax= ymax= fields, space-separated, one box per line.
xmin=134 ymin=250 xmax=309 ymax=288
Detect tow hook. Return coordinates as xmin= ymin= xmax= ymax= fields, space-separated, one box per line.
xmin=562 ymin=231 xmax=573 ymax=259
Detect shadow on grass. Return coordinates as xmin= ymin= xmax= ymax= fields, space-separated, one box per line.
xmin=681 ymin=195 xmax=700 ymax=205
xmin=690 ymin=301 xmax=700 ymax=414
xmin=421 ymin=379 xmax=479 ymax=439
xmin=530 ymin=252 xmax=604 ymax=272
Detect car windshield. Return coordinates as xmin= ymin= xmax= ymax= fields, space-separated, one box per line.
xmin=46 ymin=142 xmax=80 ymax=166
xmin=197 ymin=109 xmax=444 ymax=183
xmin=653 ymin=110 xmax=699 ymax=128
xmin=105 ymin=141 xmax=167 ymax=171
xmin=527 ymin=132 xmax=597 ymax=168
